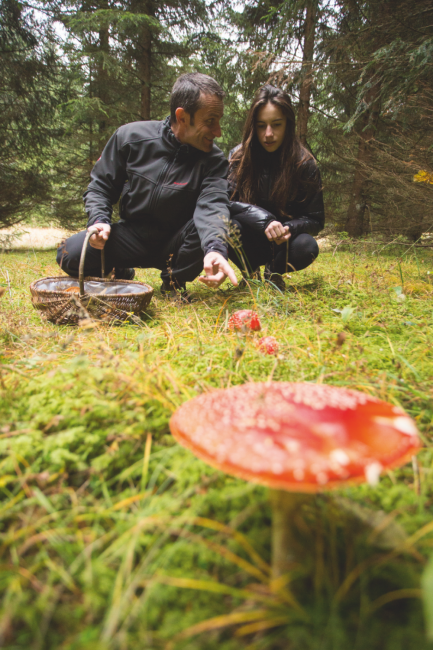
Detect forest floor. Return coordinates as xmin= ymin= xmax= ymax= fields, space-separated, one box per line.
xmin=0 ymin=241 xmax=433 ymax=650
xmin=0 ymin=226 xmax=72 ymax=250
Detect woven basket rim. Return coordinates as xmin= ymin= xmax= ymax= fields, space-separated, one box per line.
xmin=30 ymin=275 xmax=154 ymax=298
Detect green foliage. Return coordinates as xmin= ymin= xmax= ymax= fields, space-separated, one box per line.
xmin=2 ymin=0 xmax=433 ymax=239
xmin=0 ymin=0 xmax=62 ymax=228
xmin=322 ymin=0 xmax=433 ymax=236
xmin=422 ymin=554 xmax=433 ymax=640
xmin=65 ymin=9 xmax=161 ymax=33
xmin=0 ymin=242 xmax=433 ymax=647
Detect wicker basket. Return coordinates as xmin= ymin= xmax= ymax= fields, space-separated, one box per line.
xmin=30 ymin=227 xmax=154 ymax=325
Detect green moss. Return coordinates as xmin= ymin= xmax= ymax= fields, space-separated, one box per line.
xmin=0 ymin=243 xmax=432 ymax=648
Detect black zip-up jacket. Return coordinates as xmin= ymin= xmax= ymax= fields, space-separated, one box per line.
xmin=83 ymin=117 xmax=230 ymax=258
xmin=228 ymin=147 xmax=325 ymax=238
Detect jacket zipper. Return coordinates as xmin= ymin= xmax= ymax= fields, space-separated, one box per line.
xmin=148 ymin=149 xmax=178 ymax=214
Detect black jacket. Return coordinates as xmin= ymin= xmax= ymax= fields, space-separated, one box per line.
xmin=83 ymin=117 xmax=230 ymax=258
xmin=228 ymin=147 xmax=325 ymax=238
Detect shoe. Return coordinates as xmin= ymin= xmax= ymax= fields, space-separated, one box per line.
xmin=160 ymin=281 xmax=192 ymax=303
xmin=114 ymin=268 xmax=135 ymax=281
xmin=239 ymin=267 xmax=262 ymax=289
xmin=264 ymin=264 xmax=285 ymax=292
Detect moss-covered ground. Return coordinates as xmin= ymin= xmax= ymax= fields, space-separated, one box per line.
xmin=0 ymin=241 xmax=433 ymax=649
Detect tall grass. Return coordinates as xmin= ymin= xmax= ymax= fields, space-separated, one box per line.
xmin=0 ymin=241 xmax=432 ymax=649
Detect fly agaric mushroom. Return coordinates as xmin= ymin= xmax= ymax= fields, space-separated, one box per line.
xmin=170 ymin=382 xmax=420 ymax=578
xmin=256 ymin=336 xmax=279 ymax=355
xmin=228 ymin=310 xmax=261 ymax=332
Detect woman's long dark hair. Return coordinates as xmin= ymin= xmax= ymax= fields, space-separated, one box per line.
xmin=229 ymin=85 xmax=313 ymax=214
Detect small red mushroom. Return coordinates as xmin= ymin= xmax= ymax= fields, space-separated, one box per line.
xmin=170 ymin=382 xmax=420 ymax=577
xmin=228 ymin=310 xmax=261 ymax=332
xmin=257 ymin=336 xmax=279 ymax=355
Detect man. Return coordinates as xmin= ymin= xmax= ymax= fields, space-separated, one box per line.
xmin=57 ymin=73 xmax=237 ymax=297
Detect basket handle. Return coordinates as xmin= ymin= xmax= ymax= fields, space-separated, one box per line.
xmin=79 ymin=226 xmax=106 ymax=297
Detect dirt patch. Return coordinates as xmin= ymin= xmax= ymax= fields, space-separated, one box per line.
xmin=0 ymin=226 xmax=334 ymax=252
xmin=0 ymin=226 xmax=73 ymax=250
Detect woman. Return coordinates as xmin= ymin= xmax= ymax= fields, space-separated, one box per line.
xmin=228 ymin=85 xmax=324 ymax=290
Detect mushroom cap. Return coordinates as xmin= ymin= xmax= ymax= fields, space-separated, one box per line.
xmin=257 ymin=336 xmax=279 ymax=355
xmin=170 ymin=382 xmax=420 ymax=493
xmin=228 ymin=310 xmax=261 ymax=332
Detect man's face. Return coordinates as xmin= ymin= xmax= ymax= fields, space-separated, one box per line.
xmin=175 ymin=94 xmax=224 ymax=152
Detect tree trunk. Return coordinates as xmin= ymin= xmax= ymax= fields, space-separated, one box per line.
xmin=88 ymin=62 xmax=95 ymax=172
xmin=96 ymin=23 xmax=110 ymax=154
xmin=406 ymin=208 xmax=424 ymax=242
xmin=345 ymin=80 xmax=380 ymax=237
xmin=345 ymin=0 xmax=390 ymax=238
xmin=297 ymin=0 xmax=317 ymax=147
xmin=135 ymin=0 xmax=153 ymax=120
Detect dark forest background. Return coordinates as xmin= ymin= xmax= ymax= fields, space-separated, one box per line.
xmin=1 ymin=0 xmax=432 ymax=239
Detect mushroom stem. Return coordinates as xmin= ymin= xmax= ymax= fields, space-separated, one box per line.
xmin=270 ymin=489 xmax=312 ymax=579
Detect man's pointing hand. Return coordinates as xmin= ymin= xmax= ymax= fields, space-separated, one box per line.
xmin=89 ymin=223 xmax=111 ymax=249
xmin=199 ymin=252 xmax=238 ymax=289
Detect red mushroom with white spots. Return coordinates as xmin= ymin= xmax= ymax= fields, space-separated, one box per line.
xmin=170 ymin=382 xmax=420 ymax=577
xmin=256 ymin=336 xmax=279 ymax=355
xmin=228 ymin=310 xmax=261 ymax=332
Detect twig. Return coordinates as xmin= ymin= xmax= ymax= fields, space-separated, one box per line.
xmin=332 ymin=240 xmax=346 ymax=257
xmin=6 ymin=271 xmax=11 ymax=297
xmin=1 ymin=269 xmax=12 ymax=297
xmin=0 ymin=364 xmax=29 ymax=377
xmin=412 ymin=456 xmax=421 ymax=496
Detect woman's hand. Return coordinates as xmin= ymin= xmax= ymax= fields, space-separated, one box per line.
xmin=265 ymin=220 xmax=291 ymax=245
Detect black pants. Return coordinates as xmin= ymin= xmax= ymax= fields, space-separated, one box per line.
xmin=229 ymin=220 xmax=319 ymax=275
xmin=57 ymin=218 xmax=319 ymax=284
xmin=56 ymin=219 xmax=204 ymax=287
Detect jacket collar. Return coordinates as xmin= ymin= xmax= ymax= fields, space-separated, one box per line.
xmin=162 ymin=116 xmax=191 ymax=158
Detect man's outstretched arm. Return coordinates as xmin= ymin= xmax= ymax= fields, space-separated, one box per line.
xmin=192 ymin=152 xmax=234 ymax=284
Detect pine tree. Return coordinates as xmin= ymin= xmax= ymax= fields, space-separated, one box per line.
xmin=332 ymin=0 xmax=433 ymax=238
xmin=41 ymin=0 xmax=209 ymax=227
xmin=230 ymin=0 xmax=334 ymax=151
xmin=0 ymin=0 xmax=61 ymax=228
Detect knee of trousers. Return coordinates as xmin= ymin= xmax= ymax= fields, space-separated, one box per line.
xmin=297 ymin=234 xmax=319 ymax=259
xmin=56 ymin=240 xmax=76 ymax=275
xmin=274 ymin=234 xmax=319 ymax=273
xmin=56 ymin=233 xmax=90 ymax=277
xmin=291 ymin=234 xmax=319 ymax=270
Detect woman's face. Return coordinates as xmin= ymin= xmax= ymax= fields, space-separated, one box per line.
xmin=255 ymin=102 xmax=287 ymax=153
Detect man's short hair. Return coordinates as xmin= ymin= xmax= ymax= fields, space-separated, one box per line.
xmin=170 ymin=73 xmax=225 ymax=124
